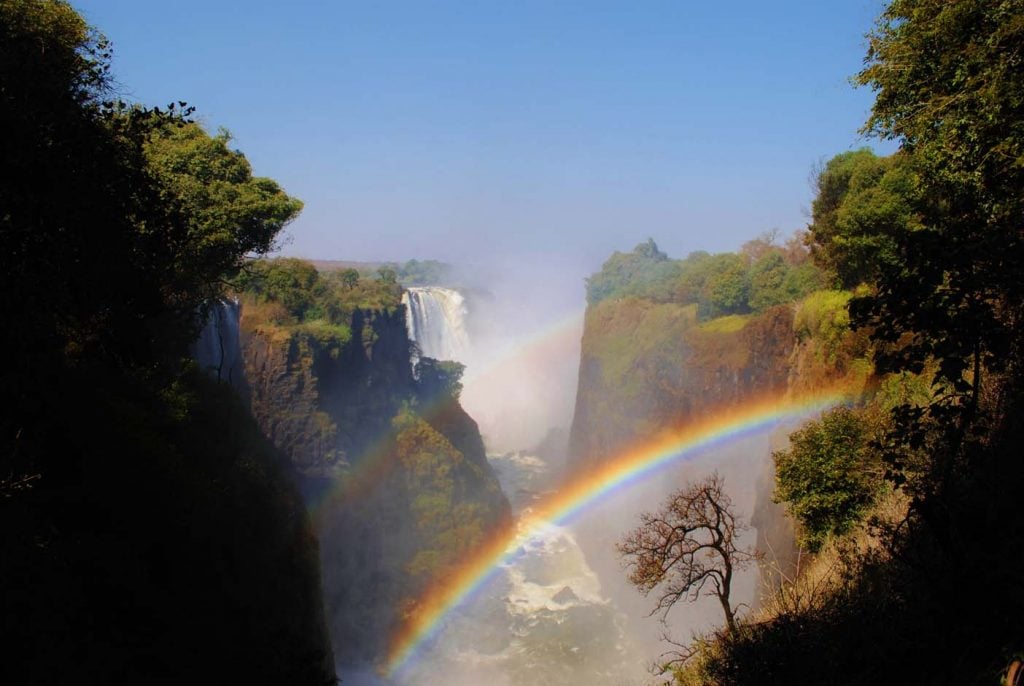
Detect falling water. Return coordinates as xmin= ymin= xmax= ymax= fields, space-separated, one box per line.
xmin=401 ymin=287 xmax=470 ymax=362
xmin=192 ymin=297 xmax=243 ymax=387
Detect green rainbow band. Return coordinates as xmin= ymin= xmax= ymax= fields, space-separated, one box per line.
xmin=386 ymin=385 xmax=855 ymax=675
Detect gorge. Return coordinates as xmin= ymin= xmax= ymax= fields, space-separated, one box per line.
xmin=194 ymin=249 xmax=852 ymax=684
xmin=9 ymin=3 xmax=1023 ymax=681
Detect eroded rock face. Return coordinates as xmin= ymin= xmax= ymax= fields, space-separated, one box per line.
xmin=567 ymin=296 xmax=868 ymax=610
xmin=568 ymin=300 xmax=796 ymax=467
xmin=241 ymin=308 xmax=415 ymax=480
xmin=238 ymin=303 xmax=509 ymax=669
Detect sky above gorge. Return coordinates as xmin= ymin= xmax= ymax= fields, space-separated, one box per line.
xmin=75 ymin=0 xmax=894 ymax=301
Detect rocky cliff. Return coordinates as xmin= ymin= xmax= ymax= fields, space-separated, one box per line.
xmin=568 ymin=290 xmax=871 ymax=589
xmin=570 ymin=299 xmax=798 ymax=465
xmin=242 ymin=308 xmax=415 ymax=480
xmin=238 ymin=300 xmax=509 ymax=667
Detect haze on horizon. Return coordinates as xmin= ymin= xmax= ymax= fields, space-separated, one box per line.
xmin=75 ymin=0 xmax=895 ymax=311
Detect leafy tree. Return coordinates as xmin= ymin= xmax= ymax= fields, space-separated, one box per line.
xmin=1 ymin=0 xmax=190 ymax=377
xmin=618 ymin=473 xmax=758 ymax=641
xmin=377 ymin=266 xmax=398 ymax=284
xmin=853 ymin=0 xmax=1024 ymax=428
xmin=415 ymin=358 xmax=465 ymax=401
xmin=808 ymin=149 xmax=921 ymax=289
xmin=340 ymin=267 xmax=360 ymax=289
xmin=671 ymin=250 xmax=713 ymax=303
xmin=245 ymin=258 xmax=321 ymax=319
xmin=780 ymin=261 xmax=826 ymax=302
xmin=585 ymin=239 xmax=675 ymax=304
xmin=773 ymin=408 xmax=881 ymax=552
xmin=700 ymin=253 xmax=750 ymax=317
xmin=0 ymin=4 xmax=333 ymax=683
xmin=145 ymin=123 xmax=303 ymax=302
xmin=748 ymin=252 xmax=789 ymax=311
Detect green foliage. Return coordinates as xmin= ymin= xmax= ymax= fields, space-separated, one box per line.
xmin=672 ymin=5 xmax=1024 ymax=683
xmin=585 ymin=239 xmax=677 ymax=304
xmin=852 ymin=0 xmax=1024 ymax=418
xmin=236 ymin=257 xmax=403 ymax=345
xmin=749 ymin=251 xmax=823 ymax=312
xmin=389 ymin=410 xmax=501 ymax=582
xmin=294 ymin=319 xmax=353 ymax=348
xmin=415 ymin=358 xmax=465 ymax=401
xmin=340 ymin=267 xmax=360 ymax=289
xmin=700 ymin=253 xmax=751 ymax=317
xmin=773 ymin=408 xmax=881 ymax=552
xmin=0 ymin=4 xmax=332 ymax=682
xmin=794 ymin=290 xmax=852 ymax=362
xmin=238 ymin=258 xmax=320 ymax=319
xmin=585 ymin=236 xmax=824 ymax=318
xmin=808 ymin=149 xmax=921 ymax=289
xmin=144 ymin=122 xmax=303 ymax=297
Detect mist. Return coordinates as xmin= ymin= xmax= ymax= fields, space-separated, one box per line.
xmin=385 ymin=257 xmax=804 ymax=686
xmin=450 ymin=255 xmax=589 ymax=454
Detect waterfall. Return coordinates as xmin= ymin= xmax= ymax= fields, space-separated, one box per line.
xmin=401 ymin=287 xmax=470 ymax=363
xmin=192 ymin=297 xmax=243 ymax=387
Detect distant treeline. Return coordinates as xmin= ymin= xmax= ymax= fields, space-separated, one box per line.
xmin=585 ymin=234 xmax=825 ymax=318
xmin=312 ymin=257 xmax=454 ymax=286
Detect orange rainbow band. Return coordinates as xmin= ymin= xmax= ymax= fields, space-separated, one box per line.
xmin=385 ymin=384 xmax=858 ymax=675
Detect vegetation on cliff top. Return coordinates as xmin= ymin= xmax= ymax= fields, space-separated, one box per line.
xmin=0 ymin=2 xmax=332 ymax=682
xmin=585 ymin=234 xmax=825 ymax=318
xmin=235 ymin=256 xmax=405 ymax=347
xmin=572 ymin=235 xmax=869 ymax=468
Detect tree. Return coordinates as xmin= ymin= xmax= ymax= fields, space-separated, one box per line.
xmin=144 ymin=123 xmax=303 ymax=303
xmin=618 ymin=473 xmax=758 ymax=638
xmin=853 ymin=0 xmax=1024 ymax=429
xmin=807 ymin=149 xmax=921 ymax=289
xmin=340 ymin=268 xmax=360 ymax=289
xmin=584 ymin=239 xmax=675 ymax=304
xmin=415 ymin=358 xmax=465 ymax=401
xmin=0 ymin=4 xmax=334 ymax=683
xmin=748 ymin=252 xmax=789 ymax=311
xmin=773 ymin=408 xmax=881 ymax=552
xmin=700 ymin=253 xmax=750 ymax=317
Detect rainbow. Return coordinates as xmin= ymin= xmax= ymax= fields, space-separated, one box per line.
xmin=385 ymin=384 xmax=857 ymax=675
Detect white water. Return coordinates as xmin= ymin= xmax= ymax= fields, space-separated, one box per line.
xmin=396 ymin=451 xmax=645 ymax=686
xmin=389 ymin=438 xmax=784 ymax=686
xmin=192 ymin=298 xmax=242 ymax=386
xmin=382 ymin=277 xmax=789 ymax=685
xmin=402 ymin=287 xmax=470 ymax=363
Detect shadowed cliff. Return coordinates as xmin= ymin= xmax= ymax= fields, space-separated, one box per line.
xmin=235 ymin=270 xmax=509 ymax=669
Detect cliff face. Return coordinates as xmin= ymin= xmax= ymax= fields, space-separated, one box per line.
xmin=568 ymin=291 xmax=870 ymax=589
xmin=239 ymin=302 xmax=509 ymax=667
xmin=242 ymin=309 xmax=415 ymax=480
xmin=569 ymin=298 xmax=797 ymax=465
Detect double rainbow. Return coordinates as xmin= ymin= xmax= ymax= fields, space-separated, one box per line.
xmin=385 ymin=384 xmax=856 ymax=675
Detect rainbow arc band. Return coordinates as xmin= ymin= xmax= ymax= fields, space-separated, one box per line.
xmin=386 ymin=384 xmax=857 ymax=675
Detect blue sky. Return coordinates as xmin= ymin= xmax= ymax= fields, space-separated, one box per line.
xmin=75 ymin=1 xmax=894 ymax=297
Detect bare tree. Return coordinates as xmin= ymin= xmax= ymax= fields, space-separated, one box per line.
xmin=617 ymin=472 xmax=758 ymax=635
